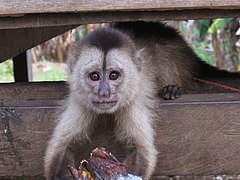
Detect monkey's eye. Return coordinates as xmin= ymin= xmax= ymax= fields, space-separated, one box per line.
xmin=109 ymin=71 xmax=120 ymax=80
xmin=89 ymin=72 xmax=100 ymax=81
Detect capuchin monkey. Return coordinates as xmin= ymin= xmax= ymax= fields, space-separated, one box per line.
xmin=44 ymin=21 xmax=240 ymax=179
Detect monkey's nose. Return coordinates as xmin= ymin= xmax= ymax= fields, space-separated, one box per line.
xmin=98 ymin=83 xmax=111 ymax=99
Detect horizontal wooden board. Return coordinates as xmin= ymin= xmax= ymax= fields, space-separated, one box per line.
xmin=0 ymin=82 xmax=68 ymax=100
xmin=0 ymin=101 xmax=56 ymax=176
xmin=1 ymin=12 xmax=240 ymax=61
xmin=0 ymin=78 xmax=239 ymax=100
xmin=0 ymin=82 xmax=240 ymax=177
xmin=1 ymin=9 xmax=240 ymax=30
xmin=0 ymin=0 xmax=240 ymax=16
xmin=0 ymin=26 xmax=76 ymax=62
xmin=156 ymin=98 xmax=240 ymax=175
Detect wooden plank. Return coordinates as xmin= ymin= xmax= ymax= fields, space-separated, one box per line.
xmin=0 ymin=82 xmax=240 ymax=177
xmin=0 ymin=93 xmax=240 ymax=176
xmin=13 ymin=52 xmax=29 ymax=82
xmin=0 ymin=25 xmax=76 ymax=62
xmin=155 ymin=99 xmax=240 ymax=175
xmin=0 ymin=0 xmax=240 ymax=16
xmin=0 ymin=100 xmax=56 ymax=176
xmin=26 ymin=50 xmax=33 ymax=81
xmin=1 ymin=9 xmax=240 ymax=30
xmin=0 ymin=78 xmax=239 ymax=100
xmin=0 ymin=82 xmax=68 ymax=100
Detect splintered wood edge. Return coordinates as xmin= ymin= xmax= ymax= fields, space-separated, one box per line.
xmin=0 ymin=0 xmax=240 ymax=16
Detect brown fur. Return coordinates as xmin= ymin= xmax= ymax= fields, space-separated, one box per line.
xmin=44 ymin=21 xmax=222 ymax=179
xmin=113 ymin=21 xmax=201 ymax=90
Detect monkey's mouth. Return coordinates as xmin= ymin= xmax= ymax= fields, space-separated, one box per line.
xmin=92 ymin=101 xmax=117 ymax=109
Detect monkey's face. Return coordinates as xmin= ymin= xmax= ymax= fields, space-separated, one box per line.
xmin=69 ymin=46 xmax=140 ymax=114
xmin=85 ymin=66 xmax=124 ymax=110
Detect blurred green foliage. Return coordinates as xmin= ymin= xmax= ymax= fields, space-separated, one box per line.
xmin=208 ymin=18 xmax=234 ymax=34
xmin=179 ymin=20 xmax=216 ymax=65
xmin=180 ymin=18 xmax=239 ymax=69
xmin=0 ymin=59 xmax=14 ymax=82
xmin=33 ymin=66 xmax=67 ymax=82
xmin=0 ymin=60 xmax=67 ymax=82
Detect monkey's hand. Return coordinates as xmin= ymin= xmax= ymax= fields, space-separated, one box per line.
xmin=68 ymin=147 xmax=142 ymax=180
xmin=160 ymin=85 xmax=181 ymax=100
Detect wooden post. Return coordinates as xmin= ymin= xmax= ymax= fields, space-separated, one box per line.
xmin=27 ymin=50 xmax=33 ymax=81
xmin=13 ymin=52 xmax=29 ymax=82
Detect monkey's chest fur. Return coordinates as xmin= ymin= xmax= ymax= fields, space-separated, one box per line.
xmin=67 ymin=115 xmax=127 ymax=166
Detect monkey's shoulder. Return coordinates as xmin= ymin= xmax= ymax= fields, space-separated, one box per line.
xmin=112 ymin=21 xmax=181 ymax=40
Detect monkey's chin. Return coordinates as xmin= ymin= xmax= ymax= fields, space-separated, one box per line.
xmin=92 ymin=101 xmax=118 ymax=113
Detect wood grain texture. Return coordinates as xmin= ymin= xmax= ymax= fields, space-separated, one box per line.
xmin=156 ymin=99 xmax=240 ymax=175
xmin=0 ymin=0 xmax=240 ymax=16
xmin=0 ymin=82 xmax=68 ymax=100
xmin=1 ymin=9 xmax=240 ymax=30
xmin=0 ymin=79 xmax=239 ymax=100
xmin=0 ymin=102 xmax=56 ymax=176
xmin=0 ymin=26 xmax=76 ymax=62
xmin=0 ymin=2 xmax=239 ymax=62
xmin=0 ymin=82 xmax=240 ymax=177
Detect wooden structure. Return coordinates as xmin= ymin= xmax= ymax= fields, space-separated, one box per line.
xmin=0 ymin=0 xmax=240 ymax=179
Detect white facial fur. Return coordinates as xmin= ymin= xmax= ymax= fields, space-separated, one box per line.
xmin=68 ymin=46 xmax=141 ymax=114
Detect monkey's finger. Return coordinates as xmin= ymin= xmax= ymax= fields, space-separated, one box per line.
xmin=161 ymin=86 xmax=168 ymax=94
xmin=161 ymin=85 xmax=173 ymax=100
xmin=175 ymin=89 xmax=181 ymax=99
xmin=170 ymin=86 xmax=181 ymax=100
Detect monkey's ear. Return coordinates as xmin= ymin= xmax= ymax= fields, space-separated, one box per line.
xmin=134 ymin=48 xmax=145 ymax=71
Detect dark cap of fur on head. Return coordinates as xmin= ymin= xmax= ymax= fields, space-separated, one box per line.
xmin=80 ymin=27 xmax=140 ymax=70
xmin=86 ymin=27 xmax=133 ymax=54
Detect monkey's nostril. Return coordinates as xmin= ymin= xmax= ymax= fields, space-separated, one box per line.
xmin=98 ymin=82 xmax=111 ymax=99
xmin=98 ymin=89 xmax=110 ymax=99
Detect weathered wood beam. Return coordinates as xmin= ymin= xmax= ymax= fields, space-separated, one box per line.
xmin=0 ymin=10 xmax=240 ymax=30
xmin=156 ymin=95 xmax=240 ymax=175
xmin=0 ymin=82 xmax=240 ymax=177
xmin=0 ymin=79 xmax=239 ymax=100
xmin=0 ymin=0 xmax=240 ymax=16
xmin=0 ymin=82 xmax=67 ymax=100
xmin=0 ymin=25 xmax=77 ymax=62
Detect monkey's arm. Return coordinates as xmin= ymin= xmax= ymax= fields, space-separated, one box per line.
xmin=44 ymin=135 xmax=69 ymax=180
xmin=44 ymin=117 xmax=76 ymax=179
xmin=44 ymin=105 xmax=89 ymax=180
xmin=116 ymin=103 xmax=158 ymax=179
